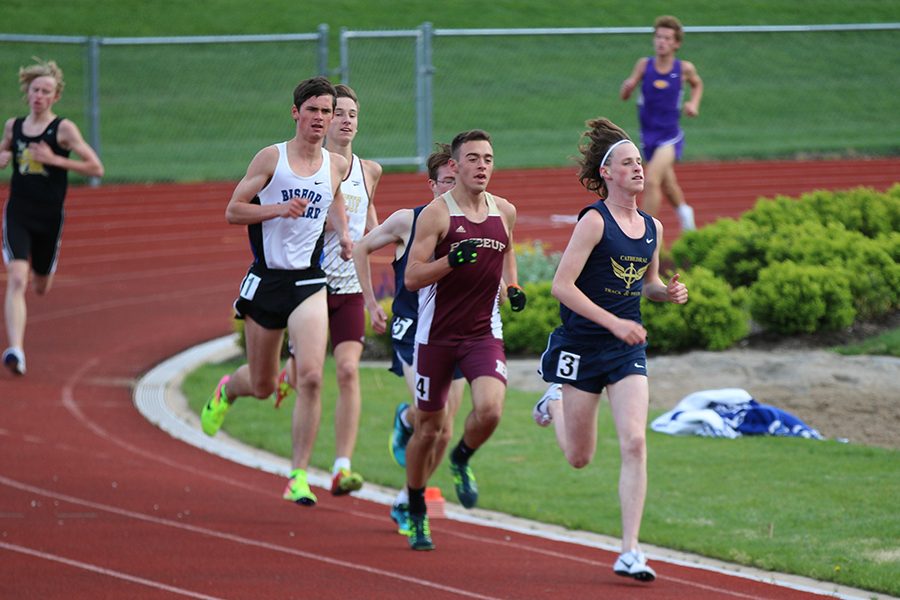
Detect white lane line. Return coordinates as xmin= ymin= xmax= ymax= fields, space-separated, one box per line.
xmin=0 ymin=541 xmax=224 ymax=600
xmin=0 ymin=476 xmax=500 ymax=600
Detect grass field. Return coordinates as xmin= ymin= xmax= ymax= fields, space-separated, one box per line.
xmin=0 ymin=1 xmax=897 ymax=181
xmin=184 ymin=355 xmax=900 ymax=596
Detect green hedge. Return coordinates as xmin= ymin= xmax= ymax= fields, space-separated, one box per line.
xmin=749 ymin=262 xmax=856 ymax=334
xmin=668 ymin=185 xmax=899 ymax=338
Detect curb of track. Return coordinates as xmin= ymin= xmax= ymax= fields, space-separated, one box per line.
xmin=133 ymin=334 xmax=886 ymax=600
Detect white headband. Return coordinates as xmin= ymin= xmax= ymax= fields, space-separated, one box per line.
xmin=600 ymin=139 xmax=632 ymax=172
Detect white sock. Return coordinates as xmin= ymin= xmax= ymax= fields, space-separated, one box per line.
xmin=399 ymin=406 xmax=412 ymax=430
xmin=332 ymin=457 xmax=351 ymax=475
xmin=395 ymin=488 xmax=409 ymax=505
xmin=676 ymin=204 xmax=696 ymax=229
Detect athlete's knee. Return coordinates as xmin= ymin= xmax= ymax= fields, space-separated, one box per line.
xmin=6 ymin=271 xmax=28 ymax=293
xmin=295 ymin=367 xmax=324 ymax=395
xmin=473 ymin=399 xmax=503 ymax=429
xmin=334 ymin=357 xmax=359 ymax=387
xmin=249 ymin=377 xmax=276 ymax=399
xmin=415 ymin=411 xmax=444 ymax=444
xmin=619 ymin=433 xmax=647 ymax=463
xmin=565 ymin=447 xmax=595 ymax=469
xmin=33 ymin=281 xmax=52 ymax=295
xmin=643 ymin=176 xmax=662 ymax=191
xmin=436 ymin=422 xmax=454 ymax=448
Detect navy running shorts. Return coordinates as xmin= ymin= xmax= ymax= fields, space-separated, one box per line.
xmin=540 ymin=327 xmax=648 ymax=395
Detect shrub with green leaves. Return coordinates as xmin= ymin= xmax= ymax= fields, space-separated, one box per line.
xmin=741 ymin=194 xmax=816 ymax=232
xmin=513 ymin=241 xmax=561 ymax=284
xmin=764 ymin=222 xmax=900 ymax=319
xmin=669 ymin=217 xmax=743 ymax=269
xmin=500 ymin=281 xmax=559 ymax=355
xmin=801 ymin=187 xmax=900 ymax=239
xmin=695 ymin=220 xmax=769 ymax=289
xmin=642 ymin=267 xmax=749 ymax=353
xmin=749 ymin=262 xmax=856 ymax=334
xmin=878 ymin=231 xmax=900 ymax=263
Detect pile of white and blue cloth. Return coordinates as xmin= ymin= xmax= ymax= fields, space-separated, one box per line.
xmin=650 ymin=388 xmax=823 ymax=440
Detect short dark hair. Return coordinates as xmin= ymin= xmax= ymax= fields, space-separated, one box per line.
xmin=334 ymin=83 xmax=359 ymax=107
xmin=293 ymin=76 xmax=337 ymax=110
xmin=450 ymin=129 xmax=492 ymax=160
xmin=426 ymin=143 xmax=452 ymax=180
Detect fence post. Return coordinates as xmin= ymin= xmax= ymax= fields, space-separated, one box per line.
xmin=86 ymin=36 xmax=101 ymax=187
xmin=339 ymin=27 xmax=350 ymax=84
xmin=415 ymin=22 xmax=434 ymax=172
xmin=316 ymin=24 xmax=329 ymax=77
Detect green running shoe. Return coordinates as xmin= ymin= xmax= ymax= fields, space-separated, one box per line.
xmin=331 ymin=468 xmax=364 ymax=496
xmin=449 ymin=459 xmax=478 ymax=508
xmin=283 ymin=469 xmax=317 ymax=506
xmin=201 ymin=375 xmax=231 ymax=436
xmin=389 ymin=403 xmax=413 ymax=466
xmin=406 ymin=513 xmax=434 ymax=551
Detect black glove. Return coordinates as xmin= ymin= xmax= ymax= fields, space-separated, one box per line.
xmin=507 ymin=283 xmax=527 ymax=312
xmin=448 ymin=239 xmax=478 ymax=268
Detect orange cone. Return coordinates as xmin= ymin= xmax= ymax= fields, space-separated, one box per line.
xmin=425 ymin=486 xmax=446 ymax=518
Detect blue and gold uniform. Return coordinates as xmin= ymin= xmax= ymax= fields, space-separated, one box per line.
xmin=540 ymin=199 xmax=657 ymax=393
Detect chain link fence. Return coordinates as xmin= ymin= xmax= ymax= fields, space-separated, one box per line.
xmin=1 ymin=23 xmax=897 ymax=183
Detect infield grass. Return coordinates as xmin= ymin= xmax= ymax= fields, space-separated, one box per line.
xmin=184 ymin=354 xmax=900 ymax=596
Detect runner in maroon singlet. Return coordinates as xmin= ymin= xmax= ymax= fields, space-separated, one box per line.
xmin=402 ymin=129 xmax=522 ymax=550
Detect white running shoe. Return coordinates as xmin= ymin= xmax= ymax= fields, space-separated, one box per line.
xmin=2 ymin=347 xmax=26 ymax=376
xmin=613 ymin=549 xmax=656 ymax=582
xmin=532 ymin=384 xmax=561 ymax=427
xmin=677 ymin=204 xmax=696 ymax=231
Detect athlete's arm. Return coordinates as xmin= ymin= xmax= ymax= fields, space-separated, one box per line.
xmin=226 ymin=145 xmax=306 ymax=224
xmin=682 ymin=60 xmax=703 ymax=117
xmin=496 ymin=197 xmax=520 ymax=288
xmin=553 ymin=209 xmax=646 ymax=346
xmin=362 ymin=158 xmax=383 ymax=231
xmin=352 ymin=208 xmax=414 ymax=333
xmin=620 ymin=57 xmax=648 ymax=101
xmin=404 ymin=199 xmax=451 ymax=291
xmin=0 ymin=118 xmax=13 ymax=169
xmin=328 ymin=153 xmax=353 ymax=260
xmin=30 ymin=119 xmax=104 ymax=177
xmin=641 ymin=219 xmax=688 ymax=304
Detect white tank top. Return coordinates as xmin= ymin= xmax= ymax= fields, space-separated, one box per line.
xmin=322 ymin=154 xmax=371 ymax=293
xmin=252 ymin=143 xmax=333 ymax=270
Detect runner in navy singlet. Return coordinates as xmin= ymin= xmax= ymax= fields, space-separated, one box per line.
xmin=620 ymin=15 xmax=703 ymax=232
xmin=0 ymin=58 xmax=104 ymax=376
xmin=401 ymin=129 xmax=522 ymax=550
xmin=199 ymin=77 xmax=353 ymax=509
xmin=532 ymin=118 xmax=688 ymax=582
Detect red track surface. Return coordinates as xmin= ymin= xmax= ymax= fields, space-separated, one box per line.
xmin=1 ymin=158 xmax=896 ymax=599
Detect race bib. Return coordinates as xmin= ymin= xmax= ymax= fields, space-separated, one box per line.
xmin=556 ymin=351 xmax=580 ymax=380
xmin=391 ymin=316 xmax=414 ymax=340
xmin=239 ymin=273 xmax=262 ymax=300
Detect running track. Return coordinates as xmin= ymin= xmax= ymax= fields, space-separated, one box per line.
xmin=1 ymin=159 xmax=897 ymax=599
